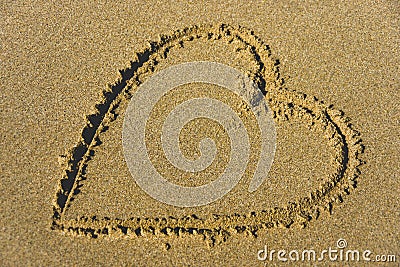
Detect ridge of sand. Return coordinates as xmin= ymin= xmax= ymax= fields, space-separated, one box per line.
xmin=51 ymin=24 xmax=364 ymax=246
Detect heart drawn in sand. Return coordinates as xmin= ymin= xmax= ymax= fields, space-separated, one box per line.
xmin=51 ymin=24 xmax=364 ymax=246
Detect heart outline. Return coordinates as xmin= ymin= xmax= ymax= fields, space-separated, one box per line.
xmin=51 ymin=24 xmax=365 ymax=246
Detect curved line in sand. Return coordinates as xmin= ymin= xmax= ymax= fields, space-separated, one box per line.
xmin=51 ymin=24 xmax=364 ymax=245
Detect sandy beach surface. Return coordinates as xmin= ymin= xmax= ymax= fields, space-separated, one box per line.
xmin=1 ymin=1 xmax=399 ymax=266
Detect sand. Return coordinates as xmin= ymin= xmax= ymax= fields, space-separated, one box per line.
xmin=1 ymin=1 xmax=399 ymax=266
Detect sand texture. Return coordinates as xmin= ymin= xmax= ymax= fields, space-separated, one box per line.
xmin=1 ymin=1 xmax=399 ymax=266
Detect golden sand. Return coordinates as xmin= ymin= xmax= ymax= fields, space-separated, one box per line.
xmin=1 ymin=1 xmax=399 ymax=266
